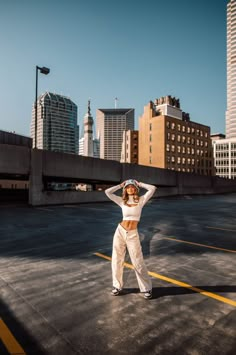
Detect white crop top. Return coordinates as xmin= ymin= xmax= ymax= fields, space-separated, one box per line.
xmin=105 ymin=182 xmax=156 ymax=221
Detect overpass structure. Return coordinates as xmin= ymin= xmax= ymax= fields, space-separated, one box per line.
xmin=1 ymin=143 xmax=236 ymax=206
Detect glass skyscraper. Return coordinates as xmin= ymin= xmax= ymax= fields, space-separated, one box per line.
xmin=31 ymin=92 xmax=79 ymax=154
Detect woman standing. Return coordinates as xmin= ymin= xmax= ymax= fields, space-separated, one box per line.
xmin=105 ymin=179 xmax=156 ymax=299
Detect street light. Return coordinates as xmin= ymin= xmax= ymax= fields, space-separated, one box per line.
xmin=34 ymin=65 xmax=50 ymax=149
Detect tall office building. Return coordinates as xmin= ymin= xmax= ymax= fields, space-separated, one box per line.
xmin=226 ymin=0 xmax=236 ymax=138
xmin=96 ymin=108 xmax=134 ymax=161
xmin=31 ymin=92 xmax=79 ymax=154
xmin=139 ymin=96 xmax=214 ymax=176
xmin=211 ymin=0 xmax=236 ymax=179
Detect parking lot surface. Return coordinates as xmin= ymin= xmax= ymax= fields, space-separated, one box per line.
xmin=0 ymin=193 xmax=235 ymax=354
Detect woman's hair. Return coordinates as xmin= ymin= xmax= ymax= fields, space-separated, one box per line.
xmin=122 ymin=187 xmax=139 ymax=205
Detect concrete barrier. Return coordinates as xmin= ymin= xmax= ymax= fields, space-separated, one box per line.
xmin=1 ymin=145 xmax=236 ymax=206
xmin=42 ymin=150 xmax=121 ymax=182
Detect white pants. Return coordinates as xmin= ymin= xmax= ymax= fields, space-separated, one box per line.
xmin=112 ymin=224 xmax=152 ymax=292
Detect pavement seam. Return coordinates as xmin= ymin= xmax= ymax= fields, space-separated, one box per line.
xmin=160 ymin=236 xmax=236 ymax=253
xmin=0 ymin=274 xmax=80 ymax=354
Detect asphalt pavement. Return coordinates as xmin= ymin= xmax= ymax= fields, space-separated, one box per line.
xmin=0 ymin=193 xmax=235 ymax=354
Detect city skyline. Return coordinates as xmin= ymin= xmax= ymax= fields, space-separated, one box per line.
xmin=0 ymin=0 xmax=227 ymax=136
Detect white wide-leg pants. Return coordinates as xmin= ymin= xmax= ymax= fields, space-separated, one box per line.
xmin=112 ymin=224 xmax=152 ymax=292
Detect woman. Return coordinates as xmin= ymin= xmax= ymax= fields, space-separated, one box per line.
xmin=105 ymin=179 xmax=156 ymax=300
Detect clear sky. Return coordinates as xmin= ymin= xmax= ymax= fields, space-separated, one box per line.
xmin=0 ymin=0 xmax=227 ymax=137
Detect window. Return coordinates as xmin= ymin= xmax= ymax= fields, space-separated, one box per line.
xmin=171 ymin=134 xmax=175 ymax=141
xmin=149 ymin=123 xmax=152 ymax=131
xmin=166 ymin=121 xmax=170 ymax=128
xmin=171 ymin=145 xmax=175 ymax=152
xmin=177 ymin=157 xmax=181 ymax=164
xmin=166 ymin=144 xmax=170 ymax=151
xmin=177 ymin=124 xmax=181 ymax=131
xmin=167 ymin=132 xmax=170 ymax=140
xmin=177 ymin=146 xmax=181 ymax=153
xmin=182 ymin=157 xmax=186 ymax=164
xmin=177 ymin=135 xmax=181 ymax=142
xmin=171 ymin=156 xmax=175 ymax=163
xmin=182 ymin=136 xmax=186 ymax=143
xmin=171 ymin=122 xmax=175 ymax=129
xmin=187 ymin=127 xmax=191 ymax=133
xmin=150 ymin=145 xmax=152 ymax=153
xmin=150 ymin=134 xmax=152 ymax=142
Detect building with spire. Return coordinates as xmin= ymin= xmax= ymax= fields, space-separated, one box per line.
xmin=79 ymin=101 xmax=100 ymax=158
xmin=83 ymin=100 xmax=94 ymax=157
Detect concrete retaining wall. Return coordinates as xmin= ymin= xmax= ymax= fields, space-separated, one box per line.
xmin=0 ymin=144 xmax=30 ymax=176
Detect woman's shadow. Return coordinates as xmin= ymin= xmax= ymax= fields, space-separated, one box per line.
xmin=140 ymin=226 xmax=161 ymax=257
xmin=122 ymin=285 xmax=236 ymax=299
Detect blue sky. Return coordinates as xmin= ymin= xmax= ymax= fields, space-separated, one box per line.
xmin=0 ymin=0 xmax=227 ymax=137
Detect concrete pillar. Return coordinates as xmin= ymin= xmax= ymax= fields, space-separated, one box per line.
xmin=29 ymin=149 xmax=44 ymax=206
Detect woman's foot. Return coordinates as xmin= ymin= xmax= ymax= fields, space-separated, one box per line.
xmin=144 ymin=290 xmax=152 ymax=299
xmin=111 ymin=287 xmax=122 ymax=296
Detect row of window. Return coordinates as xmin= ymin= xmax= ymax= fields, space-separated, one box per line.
xmin=165 ymin=133 xmax=209 ymax=147
xmin=215 ymin=144 xmax=236 ymax=150
xmin=167 ymin=167 xmax=211 ymax=175
xmin=216 ymin=159 xmax=236 ymax=165
xmin=166 ymin=156 xmax=212 ymax=167
xmin=166 ymin=121 xmax=208 ymax=137
xmin=216 ymin=168 xmax=236 ymax=173
xmin=165 ymin=145 xmax=211 ymax=156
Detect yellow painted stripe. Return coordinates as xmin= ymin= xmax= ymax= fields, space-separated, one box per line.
xmin=94 ymin=252 xmax=236 ymax=307
xmin=0 ymin=318 xmax=26 ymax=354
xmin=162 ymin=237 xmax=236 ymax=253
xmin=206 ymin=226 xmax=236 ymax=232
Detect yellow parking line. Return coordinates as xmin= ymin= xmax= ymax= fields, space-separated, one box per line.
xmin=0 ymin=318 xmax=26 ymax=354
xmin=206 ymin=226 xmax=236 ymax=232
xmin=94 ymin=252 xmax=236 ymax=307
xmin=161 ymin=237 xmax=236 ymax=253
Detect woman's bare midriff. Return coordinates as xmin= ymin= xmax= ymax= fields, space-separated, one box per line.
xmin=120 ymin=220 xmax=138 ymax=231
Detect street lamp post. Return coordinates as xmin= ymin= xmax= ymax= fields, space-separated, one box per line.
xmin=34 ymin=65 xmax=50 ymax=149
